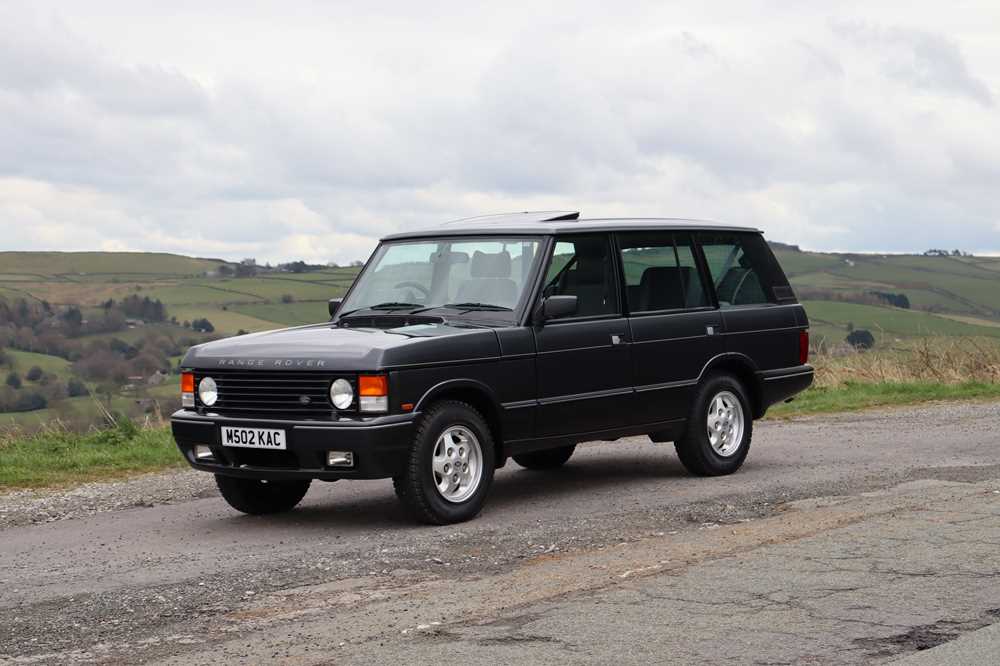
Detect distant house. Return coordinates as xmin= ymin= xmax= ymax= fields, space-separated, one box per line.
xmin=125 ymin=318 xmax=145 ymax=328
xmin=147 ymin=371 xmax=168 ymax=386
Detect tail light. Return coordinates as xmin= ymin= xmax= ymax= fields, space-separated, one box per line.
xmin=181 ymin=372 xmax=195 ymax=408
xmin=799 ymin=330 xmax=809 ymax=365
xmin=358 ymin=375 xmax=388 ymax=413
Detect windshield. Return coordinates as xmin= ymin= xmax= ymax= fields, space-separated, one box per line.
xmin=340 ymin=237 xmax=544 ymax=317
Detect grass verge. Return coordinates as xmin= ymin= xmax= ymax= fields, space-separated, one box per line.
xmin=767 ymin=381 xmax=1000 ymax=419
xmin=0 ymin=420 xmax=184 ymax=490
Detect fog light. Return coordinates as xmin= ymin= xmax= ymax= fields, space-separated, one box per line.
xmin=194 ymin=445 xmax=214 ymax=460
xmin=327 ymin=451 xmax=354 ymax=467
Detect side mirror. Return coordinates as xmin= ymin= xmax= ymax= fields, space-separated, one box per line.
xmin=328 ymin=298 xmax=343 ymax=318
xmin=540 ymin=295 xmax=577 ymax=322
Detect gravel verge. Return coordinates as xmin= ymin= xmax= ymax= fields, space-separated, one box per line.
xmin=0 ymin=469 xmax=215 ymax=529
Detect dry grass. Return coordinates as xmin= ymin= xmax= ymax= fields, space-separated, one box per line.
xmin=811 ymin=337 xmax=1000 ymax=388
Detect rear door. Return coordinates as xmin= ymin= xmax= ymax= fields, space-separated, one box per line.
xmin=533 ymin=234 xmax=633 ymax=437
xmin=618 ymin=231 xmax=723 ymax=424
xmin=696 ymin=231 xmax=802 ymax=372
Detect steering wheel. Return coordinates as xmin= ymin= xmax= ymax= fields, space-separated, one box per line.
xmin=393 ymin=281 xmax=430 ymax=299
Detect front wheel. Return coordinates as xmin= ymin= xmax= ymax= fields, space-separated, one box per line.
xmin=674 ymin=374 xmax=753 ymax=476
xmin=393 ymin=400 xmax=495 ymax=524
xmin=215 ymin=475 xmax=311 ymax=515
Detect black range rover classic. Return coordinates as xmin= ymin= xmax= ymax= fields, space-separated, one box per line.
xmin=172 ymin=212 xmax=813 ymax=524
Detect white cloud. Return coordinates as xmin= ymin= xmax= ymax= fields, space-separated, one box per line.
xmin=0 ymin=1 xmax=999 ymax=261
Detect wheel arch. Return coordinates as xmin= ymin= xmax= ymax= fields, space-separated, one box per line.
xmin=414 ymin=379 xmax=506 ymax=467
xmin=698 ymin=353 xmax=764 ymax=418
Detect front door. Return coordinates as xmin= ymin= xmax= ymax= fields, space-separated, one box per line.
xmin=533 ymin=234 xmax=632 ymax=437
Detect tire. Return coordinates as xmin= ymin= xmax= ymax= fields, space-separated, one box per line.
xmin=215 ymin=475 xmax=311 ymax=515
xmin=513 ymin=445 xmax=576 ymax=470
xmin=674 ymin=374 xmax=753 ymax=476
xmin=393 ymin=400 xmax=496 ymax=525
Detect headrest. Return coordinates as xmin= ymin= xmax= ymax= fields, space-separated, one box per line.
xmin=640 ymin=266 xmax=691 ymax=287
xmin=470 ymin=250 xmax=512 ymax=278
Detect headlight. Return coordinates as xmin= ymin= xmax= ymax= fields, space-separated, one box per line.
xmin=198 ymin=376 xmax=218 ymax=406
xmin=330 ymin=378 xmax=354 ymax=409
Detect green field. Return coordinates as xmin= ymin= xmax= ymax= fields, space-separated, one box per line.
xmin=802 ymin=300 xmax=1000 ymax=344
xmin=0 ymin=252 xmax=359 ymax=334
xmin=230 ymin=301 xmax=331 ymax=327
xmin=6 ymin=350 xmax=72 ymax=377
xmin=0 ymin=251 xmax=223 ymax=276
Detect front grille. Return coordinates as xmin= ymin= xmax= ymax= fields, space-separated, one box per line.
xmin=194 ymin=370 xmax=353 ymax=418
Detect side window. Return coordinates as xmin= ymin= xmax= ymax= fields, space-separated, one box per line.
xmin=618 ymin=232 xmax=709 ymax=313
xmin=541 ymin=235 xmax=619 ymax=318
xmin=698 ymin=232 xmax=779 ymax=307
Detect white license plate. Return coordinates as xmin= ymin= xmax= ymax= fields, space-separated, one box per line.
xmin=220 ymin=427 xmax=286 ymax=450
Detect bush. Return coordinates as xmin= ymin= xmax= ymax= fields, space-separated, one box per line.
xmin=26 ymin=365 xmax=43 ymax=381
xmin=6 ymin=371 xmax=21 ymax=389
xmin=281 ymin=294 xmax=295 ymax=303
xmin=67 ymin=378 xmax=88 ymax=397
xmin=191 ymin=318 xmax=215 ymax=333
xmin=8 ymin=390 xmax=46 ymax=412
xmin=846 ymin=329 xmax=876 ymax=350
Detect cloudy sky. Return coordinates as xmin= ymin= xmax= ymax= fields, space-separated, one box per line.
xmin=2 ymin=1 xmax=999 ymax=264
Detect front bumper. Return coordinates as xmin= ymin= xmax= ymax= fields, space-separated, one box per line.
xmin=170 ymin=410 xmax=418 ymax=480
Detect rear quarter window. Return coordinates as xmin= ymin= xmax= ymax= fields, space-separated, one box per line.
xmin=697 ymin=232 xmax=795 ymax=307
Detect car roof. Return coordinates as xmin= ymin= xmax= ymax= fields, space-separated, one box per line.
xmin=381 ymin=211 xmax=761 ymax=241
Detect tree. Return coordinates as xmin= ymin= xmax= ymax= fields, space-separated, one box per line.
xmin=26 ymin=365 xmax=43 ymax=381
xmin=846 ymin=329 xmax=875 ymax=350
xmin=67 ymin=377 xmax=88 ymax=397
xmin=61 ymin=306 xmax=84 ymax=335
xmin=5 ymin=371 xmax=21 ymax=389
xmin=12 ymin=390 xmax=46 ymax=412
xmin=191 ymin=318 xmax=215 ymax=333
xmin=236 ymin=258 xmax=258 ymax=277
xmin=281 ymin=294 xmax=295 ymax=303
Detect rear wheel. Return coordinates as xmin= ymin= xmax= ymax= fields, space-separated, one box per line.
xmin=513 ymin=445 xmax=576 ymax=470
xmin=393 ymin=400 xmax=496 ymax=524
xmin=215 ymin=475 xmax=311 ymax=515
xmin=674 ymin=374 xmax=753 ymax=476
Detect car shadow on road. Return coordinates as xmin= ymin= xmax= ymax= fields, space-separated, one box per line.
xmin=221 ymin=447 xmax=692 ymax=531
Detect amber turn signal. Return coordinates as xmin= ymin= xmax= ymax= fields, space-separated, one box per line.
xmin=358 ymin=375 xmax=388 ymax=413
xmin=358 ymin=375 xmax=388 ymax=396
xmin=181 ymin=372 xmax=195 ymax=393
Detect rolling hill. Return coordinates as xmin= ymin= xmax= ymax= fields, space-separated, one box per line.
xmin=2 ymin=246 xmax=998 ymax=430
xmin=3 ymin=247 xmax=1000 ymax=340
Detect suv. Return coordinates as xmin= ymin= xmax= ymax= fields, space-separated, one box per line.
xmin=172 ymin=212 xmax=813 ymax=524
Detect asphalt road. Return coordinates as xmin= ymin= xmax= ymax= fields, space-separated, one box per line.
xmin=2 ymin=401 xmax=999 ymax=664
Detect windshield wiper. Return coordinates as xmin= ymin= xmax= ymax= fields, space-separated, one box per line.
xmin=338 ymin=302 xmax=424 ymax=317
xmin=437 ymin=302 xmax=513 ymax=312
